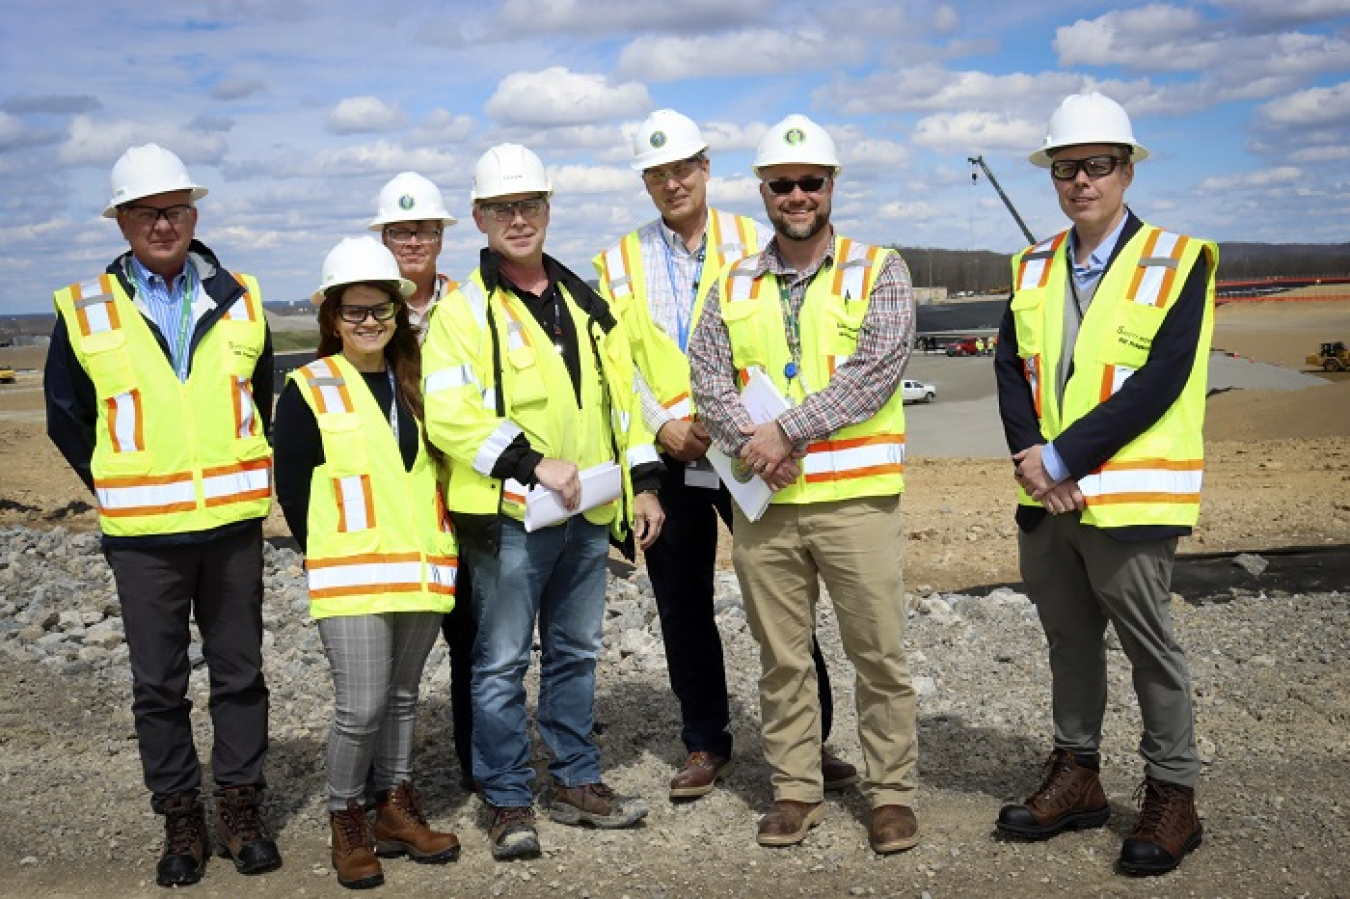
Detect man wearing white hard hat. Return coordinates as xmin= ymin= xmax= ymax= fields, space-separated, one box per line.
xmin=45 ymin=143 xmax=281 ymax=886
xmin=274 ymin=237 xmax=461 ymax=887
xmin=369 ymin=172 xmax=459 ymax=340
xmin=993 ymin=92 xmax=1214 ymax=875
xmin=369 ymin=170 xmax=477 ymax=791
xmin=592 ymin=109 xmax=855 ymax=801
xmin=422 ymin=143 xmax=665 ymax=860
xmin=689 ymin=115 xmax=920 ymax=853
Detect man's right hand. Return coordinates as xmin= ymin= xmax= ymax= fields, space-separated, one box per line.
xmin=533 ymin=459 xmax=582 ymax=510
xmin=655 ymin=419 xmax=711 ymax=462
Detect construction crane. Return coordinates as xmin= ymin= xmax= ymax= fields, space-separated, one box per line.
xmin=968 ymin=156 xmax=1035 ymax=245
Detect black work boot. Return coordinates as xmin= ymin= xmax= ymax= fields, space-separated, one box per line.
xmin=157 ymin=792 xmax=208 ymax=887
xmin=214 ymin=785 xmax=282 ymax=875
xmin=997 ymin=748 xmax=1110 ymax=839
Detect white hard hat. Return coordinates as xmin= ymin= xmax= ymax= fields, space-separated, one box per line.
xmin=368 ymin=171 xmax=458 ymax=230
xmin=631 ymin=109 xmax=709 ymax=171
xmin=754 ymin=115 xmax=841 ymax=175
xmin=1030 ymin=92 xmax=1149 ymax=168
xmin=312 ymin=236 xmax=415 ymax=305
xmin=102 ymin=144 xmax=208 ymax=218
xmin=470 ymin=143 xmax=552 ymax=203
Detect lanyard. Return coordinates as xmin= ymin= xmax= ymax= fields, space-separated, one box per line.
xmin=776 ymin=276 xmax=804 ymax=393
xmin=549 ymin=284 xmax=566 ymax=354
xmin=662 ymin=239 xmax=705 ymax=352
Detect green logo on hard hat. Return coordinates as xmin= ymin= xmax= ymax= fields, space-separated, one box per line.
xmin=784 ymin=128 xmax=806 ymax=146
xmin=650 ymin=131 xmax=667 ymax=149
xmin=398 ymin=194 xmax=416 ymax=211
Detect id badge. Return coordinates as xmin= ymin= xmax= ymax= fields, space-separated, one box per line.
xmin=684 ymin=457 xmax=720 ymax=489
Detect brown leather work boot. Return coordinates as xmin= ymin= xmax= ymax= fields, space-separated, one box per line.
xmin=869 ymin=804 xmax=920 ymax=854
xmin=669 ymin=751 xmax=732 ymax=800
xmin=1118 ymin=776 xmax=1203 ymax=875
xmin=156 ymin=792 xmax=208 ymax=887
xmin=756 ymin=799 xmax=825 ymax=847
xmin=996 ymin=748 xmax=1110 ymax=839
xmin=374 ymin=781 xmax=460 ymax=863
xmin=331 ymin=800 xmax=384 ymax=889
xmin=822 ymin=747 xmax=860 ymax=791
xmin=214 ymin=785 xmax=282 ymax=875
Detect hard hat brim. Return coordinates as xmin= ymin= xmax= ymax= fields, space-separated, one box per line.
xmin=102 ymin=185 xmax=209 ymax=219
xmin=1029 ymin=142 xmax=1150 ymax=168
xmin=366 ymin=213 xmax=458 ymax=231
xmin=310 ymin=277 xmax=416 ymax=306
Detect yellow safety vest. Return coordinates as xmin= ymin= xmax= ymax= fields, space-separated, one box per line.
xmin=593 ymin=210 xmax=760 ymax=420
xmin=52 ymin=271 xmax=271 ymax=537
xmin=717 ymin=236 xmax=906 ymax=505
xmin=1009 ymin=224 xmax=1217 ymax=528
xmin=289 ymin=355 xmax=456 ymax=618
xmin=422 ymin=268 xmax=658 ymax=538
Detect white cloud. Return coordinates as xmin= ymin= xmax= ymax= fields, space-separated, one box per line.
xmin=411 ymin=109 xmax=477 ymax=147
xmin=326 ymin=97 xmax=407 ymax=135
xmin=1257 ymin=80 xmax=1350 ymax=128
xmin=0 ymin=112 xmax=59 ymax=151
xmin=485 ymin=68 xmax=651 ymax=126
xmin=223 ymin=141 xmax=467 ymax=182
xmin=876 ymin=199 xmax=941 ymax=222
xmin=1197 ymin=166 xmax=1303 ymax=191
xmin=1210 ymin=0 xmax=1350 ymax=30
xmin=1054 ymin=5 xmax=1203 ymax=68
xmin=932 ymin=4 xmax=960 ymax=32
xmin=497 ymin=0 xmax=769 ymax=33
xmin=817 ymin=65 xmax=1082 ymax=117
xmin=550 ymin=164 xmax=635 ymax=195
xmin=617 ymin=30 xmax=860 ymax=82
xmin=910 ymin=111 xmax=1043 ymax=155
xmin=57 ymin=115 xmax=227 ymax=167
xmin=700 ymin=121 xmax=768 ymax=155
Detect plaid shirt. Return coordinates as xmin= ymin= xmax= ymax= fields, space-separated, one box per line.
xmin=688 ymin=233 xmax=915 ymax=455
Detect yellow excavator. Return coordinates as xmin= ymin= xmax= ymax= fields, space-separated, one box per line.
xmin=1306 ymin=341 xmax=1350 ymax=372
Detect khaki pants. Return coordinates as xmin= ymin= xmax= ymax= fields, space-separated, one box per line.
xmin=1019 ymin=513 xmax=1199 ymax=786
xmin=733 ymin=494 xmax=918 ymax=807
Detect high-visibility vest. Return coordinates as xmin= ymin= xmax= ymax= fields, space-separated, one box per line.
xmin=422 ymin=268 xmax=658 ymax=538
xmin=717 ymin=236 xmax=906 ymax=505
xmin=593 ymin=209 xmax=760 ymax=420
xmin=289 ymin=355 xmax=456 ymax=618
xmin=52 ymin=271 xmax=271 ymax=537
xmin=1009 ymin=223 xmax=1218 ymax=528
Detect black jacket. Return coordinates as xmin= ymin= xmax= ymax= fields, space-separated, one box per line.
xmin=993 ymin=211 xmax=1212 ymax=539
xmin=45 ymin=240 xmax=275 ymax=548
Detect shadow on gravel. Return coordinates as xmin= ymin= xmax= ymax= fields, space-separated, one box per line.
xmin=947 ymin=543 xmax=1350 ymax=603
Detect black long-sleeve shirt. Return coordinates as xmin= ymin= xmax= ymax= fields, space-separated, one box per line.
xmin=994 ymin=211 xmax=1213 ymax=539
xmin=272 ymin=369 xmax=418 ymax=554
xmin=44 ymin=241 xmax=275 ymax=548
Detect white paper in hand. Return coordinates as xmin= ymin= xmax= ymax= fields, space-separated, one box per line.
xmin=516 ymin=461 xmax=623 ymax=533
xmin=707 ymin=366 xmax=790 ymax=522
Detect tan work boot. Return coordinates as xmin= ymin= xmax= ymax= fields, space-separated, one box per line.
xmin=331 ymin=799 xmax=384 ymax=889
xmin=374 ymin=781 xmax=460 ymax=863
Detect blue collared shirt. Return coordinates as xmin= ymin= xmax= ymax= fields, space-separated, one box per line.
xmin=1043 ymin=212 xmax=1130 ymax=483
xmin=127 ymin=254 xmax=200 ymax=382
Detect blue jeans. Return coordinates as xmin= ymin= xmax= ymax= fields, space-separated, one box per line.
xmin=466 ymin=515 xmax=608 ymax=807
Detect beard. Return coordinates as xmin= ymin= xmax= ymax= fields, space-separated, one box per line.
xmin=770 ymin=206 xmax=829 ymax=242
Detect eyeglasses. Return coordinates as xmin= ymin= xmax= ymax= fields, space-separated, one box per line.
xmin=337 ymin=301 xmax=400 ymax=324
xmin=385 ymin=226 xmax=442 ymax=245
xmin=763 ymin=176 xmax=829 ymax=196
xmin=642 ymin=157 xmax=702 ymax=186
xmin=1050 ymin=155 xmax=1126 ymax=182
xmin=479 ymin=198 xmax=546 ymax=223
xmin=120 ymin=204 xmax=194 ymax=227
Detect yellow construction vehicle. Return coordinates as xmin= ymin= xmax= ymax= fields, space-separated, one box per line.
xmin=1306 ymin=341 xmax=1350 ymax=372
xmin=0 ymin=366 xmax=15 ymax=384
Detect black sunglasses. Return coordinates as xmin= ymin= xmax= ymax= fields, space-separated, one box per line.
xmin=337 ymin=301 xmax=400 ymax=324
xmin=1050 ymin=155 xmax=1126 ymax=182
xmin=764 ymin=175 xmax=829 ymax=196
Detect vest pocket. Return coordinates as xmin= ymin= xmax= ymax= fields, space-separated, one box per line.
xmin=719 ymin=298 xmax=766 ymax=371
xmin=1103 ymin=302 xmax=1165 ymax=370
xmin=822 ymin=300 xmax=867 ymax=355
xmin=1009 ymin=291 xmax=1043 ymax=358
xmin=506 ymin=345 xmax=548 ymax=406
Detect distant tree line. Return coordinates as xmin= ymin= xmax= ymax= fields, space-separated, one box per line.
xmin=893 ymin=242 xmax=1350 ymax=293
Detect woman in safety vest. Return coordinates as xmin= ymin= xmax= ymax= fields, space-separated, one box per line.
xmin=274 ymin=237 xmax=460 ymax=888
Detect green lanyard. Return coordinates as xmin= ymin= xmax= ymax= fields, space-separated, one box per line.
xmin=775 ymin=276 xmax=803 ymax=390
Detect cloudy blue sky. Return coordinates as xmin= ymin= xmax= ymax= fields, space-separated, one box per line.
xmin=2 ymin=0 xmax=1348 ymax=315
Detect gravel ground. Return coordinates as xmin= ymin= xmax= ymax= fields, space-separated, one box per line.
xmin=1 ymin=524 xmax=1346 ymax=899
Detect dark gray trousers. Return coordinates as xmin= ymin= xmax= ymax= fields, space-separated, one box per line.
xmin=107 ymin=524 xmax=269 ymax=809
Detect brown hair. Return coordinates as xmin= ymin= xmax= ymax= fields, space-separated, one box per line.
xmin=316 ymin=282 xmax=429 ymax=433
